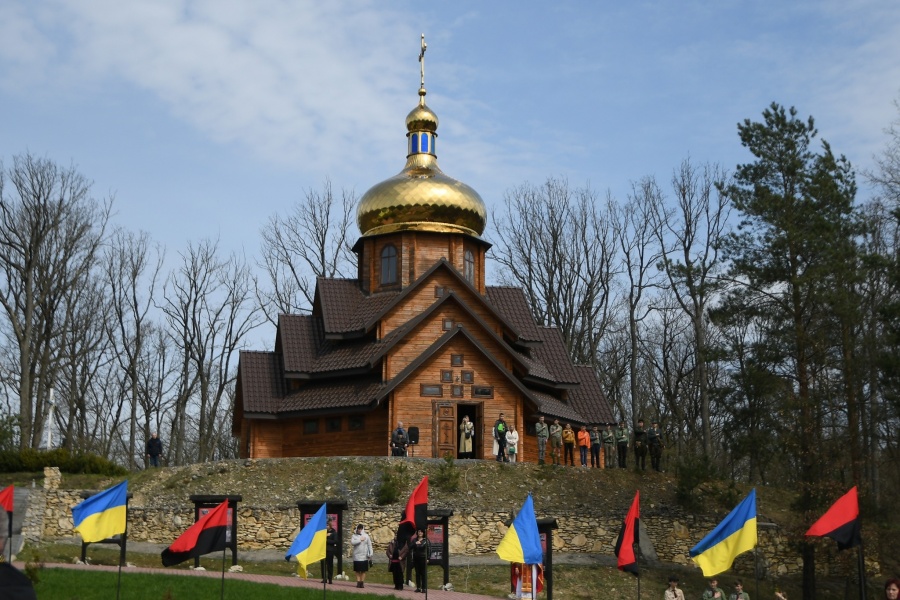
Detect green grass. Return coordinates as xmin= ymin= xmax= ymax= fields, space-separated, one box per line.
xmin=31 ymin=569 xmax=388 ymax=600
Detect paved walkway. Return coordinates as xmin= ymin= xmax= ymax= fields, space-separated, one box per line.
xmin=16 ymin=561 xmax=503 ymax=600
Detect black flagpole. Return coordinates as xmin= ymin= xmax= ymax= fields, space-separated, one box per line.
xmin=636 ymin=539 xmax=641 ymax=600
xmin=857 ymin=542 xmax=866 ymax=600
xmin=755 ymin=546 xmax=760 ymax=600
xmin=322 ymin=561 xmax=327 ymax=600
xmin=6 ymin=511 xmax=12 ymax=563
xmin=115 ymin=557 xmax=123 ymax=600
xmin=220 ymin=546 xmax=227 ymax=600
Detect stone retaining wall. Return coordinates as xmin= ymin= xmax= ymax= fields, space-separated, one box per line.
xmin=31 ymin=477 xmax=878 ymax=577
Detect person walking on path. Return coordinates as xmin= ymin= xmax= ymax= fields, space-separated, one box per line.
xmin=145 ymin=432 xmax=162 ymax=467
xmin=535 ymin=416 xmax=549 ymax=465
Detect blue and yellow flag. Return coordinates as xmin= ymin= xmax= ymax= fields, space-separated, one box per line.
xmin=72 ymin=480 xmax=128 ymax=543
xmin=497 ymin=495 xmax=543 ymax=565
xmin=285 ymin=503 xmax=328 ymax=578
xmin=689 ymin=489 xmax=757 ymax=576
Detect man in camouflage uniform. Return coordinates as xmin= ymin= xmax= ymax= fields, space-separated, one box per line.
xmin=648 ymin=420 xmax=664 ymax=472
xmin=602 ymin=424 xmax=616 ymax=468
xmin=535 ymin=416 xmax=549 ymax=465
xmin=615 ymin=420 xmax=630 ymax=468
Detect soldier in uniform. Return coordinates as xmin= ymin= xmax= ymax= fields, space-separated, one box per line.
xmin=602 ymin=424 xmax=616 ymax=468
xmin=535 ymin=415 xmax=549 ymax=465
xmin=549 ymin=418 xmax=563 ymax=466
xmin=633 ymin=418 xmax=648 ymax=471
xmin=615 ymin=420 xmax=630 ymax=468
xmin=648 ymin=420 xmax=664 ymax=472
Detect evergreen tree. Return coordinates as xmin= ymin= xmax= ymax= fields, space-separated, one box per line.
xmin=720 ymin=103 xmax=858 ymax=600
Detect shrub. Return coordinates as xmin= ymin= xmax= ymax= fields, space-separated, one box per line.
xmin=674 ymin=454 xmax=716 ymax=510
xmin=375 ymin=463 xmax=408 ymax=505
xmin=432 ymin=454 xmax=460 ymax=492
xmin=0 ymin=448 xmax=127 ymax=475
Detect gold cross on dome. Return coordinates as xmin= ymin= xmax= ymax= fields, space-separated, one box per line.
xmin=418 ymin=33 xmax=427 ymax=89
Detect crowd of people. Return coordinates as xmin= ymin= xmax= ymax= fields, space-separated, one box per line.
xmin=390 ymin=414 xmax=666 ymax=470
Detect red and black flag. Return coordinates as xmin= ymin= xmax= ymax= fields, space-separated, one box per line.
xmin=0 ymin=485 xmax=12 ymax=513
xmin=161 ymin=499 xmax=229 ymax=567
xmin=805 ymin=486 xmax=861 ymax=550
xmin=397 ymin=476 xmax=428 ymax=543
xmin=614 ymin=490 xmax=640 ymax=576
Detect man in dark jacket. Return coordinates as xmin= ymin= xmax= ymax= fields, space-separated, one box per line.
xmin=493 ymin=413 xmax=508 ymax=462
xmin=145 ymin=432 xmax=162 ymax=467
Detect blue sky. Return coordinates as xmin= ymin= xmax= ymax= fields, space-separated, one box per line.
xmin=1 ymin=1 xmax=898 ymax=263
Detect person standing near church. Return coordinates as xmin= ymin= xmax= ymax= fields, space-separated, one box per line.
xmin=616 ymin=421 xmax=630 ymax=468
xmin=493 ymin=413 xmax=509 ymax=462
xmin=589 ymin=425 xmax=602 ymax=468
xmin=535 ymin=416 xmax=549 ymax=465
xmin=549 ymin=419 xmax=563 ymax=465
xmin=391 ymin=421 xmax=409 ymax=457
xmin=459 ymin=415 xmax=474 ymax=459
xmin=506 ymin=426 xmax=520 ymax=463
xmin=146 ymin=432 xmax=162 ymax=467
xmin=602 ymin=424 xmax=616 ymax=468
xmin=633 ymin=418 xmax=648 ymax=471
xmin=648 ymin=420 xmax=664 ymax=471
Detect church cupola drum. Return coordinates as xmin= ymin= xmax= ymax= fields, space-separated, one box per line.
xmin=356 ymin=34 xmax=488 ymax=238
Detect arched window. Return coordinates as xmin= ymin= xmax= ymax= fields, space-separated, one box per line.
xmin=464 ymin=249 xmax=475 ymax=283
xmin=381 ymin=244 xmax=398 ymax=285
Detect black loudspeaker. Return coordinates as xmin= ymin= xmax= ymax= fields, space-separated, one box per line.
xmin=408 ymin=426 xmax=419 ymax=445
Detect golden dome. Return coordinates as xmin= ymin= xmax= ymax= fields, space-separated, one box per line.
xmin=356 ymin=40 xmax=487 ymax=238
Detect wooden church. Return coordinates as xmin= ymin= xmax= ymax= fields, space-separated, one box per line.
xmin=232 ymin=40 xmax=613 ymax=463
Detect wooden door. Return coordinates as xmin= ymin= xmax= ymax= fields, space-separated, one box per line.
xmin=433 ymin=402 xmax=456 ymax=458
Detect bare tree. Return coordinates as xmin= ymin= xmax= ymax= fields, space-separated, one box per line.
xmin=0 ymin=154 xmax=111 ymax=449
xmin=101 ymin=229 xmax=164 ymax=468
xmin=649 ymin=160 xmax=731 ymax=457
xmin=258 ymin=179 xmax=356 ymax=321
xmin=611 ymin=180 xmax=664 ymax=425
xmin=491 ymin=177 xmax=618 ymax=364
xmin=161 ymin=239 xmax=261 ymax=464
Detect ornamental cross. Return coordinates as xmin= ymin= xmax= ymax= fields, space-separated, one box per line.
xmin=418 ymin=33 xmax=427 ymax=88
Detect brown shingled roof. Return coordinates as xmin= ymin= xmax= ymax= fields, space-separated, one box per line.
xmin=485 ymin=286 xmax=543 ymax=343
xmin=531 ymin=326 xmax=581 ymax=385
xmin=528 ymin=390 xmax=586 ymax=423
xmin=569 ymin=365 xmax=616 ymax=425
xmin=236 ymin=351 xmax=286 ymax=414
xmin=278 ymin=378 xmax=383 ymax=414
xmin=316 ymin=278 xmax=397 ymax=335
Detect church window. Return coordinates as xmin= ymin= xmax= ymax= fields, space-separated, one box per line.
xmin=304 ymin=419 xmax=319 ymax=434
xmin=451 ymin=354 xmax=464 ymax=367
xmin=441 ymin=370 xmax=453 ymax=383
xmin=451 ymin=385 xmax=464 ymax=398
xmin=472 ymin=385 xmax=494 ymax=398
xmin=421 ymin=384 xmax=443 ymax=397
xmin=348 ymin=416 xmax=365 ymax=431
xmin=461 ymin=370 xmax=474 ymax=384
xmin=434 ymin=285 xmax=445 ymax=298
xmin=381 ymin=244 xmax=398 ymax=285
xmin=326 ymin=418 xmax=342 ymax=432
xmin=464 ymin=250 xmax=475 ymax=283
xmin=442 ymin=318 xmax=454 ymax=331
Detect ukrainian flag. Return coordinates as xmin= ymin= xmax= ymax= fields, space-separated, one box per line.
xmin=72 ymin=480 xmax=128 ymax=543
xmin=286 ymin=503 xmax=327 ymax=578
xmin=497 ymin=495 xmax=543 ymax=565
xmin=690 ymin=488 xmax=757 ymax=576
